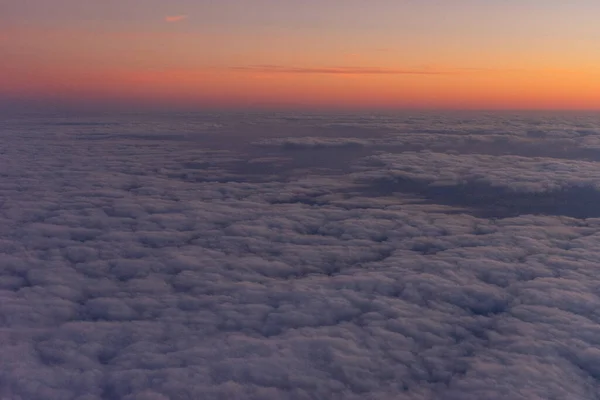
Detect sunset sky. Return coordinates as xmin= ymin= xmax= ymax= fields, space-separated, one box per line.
xmin=2 ymin=0 xmax=600 ymax=110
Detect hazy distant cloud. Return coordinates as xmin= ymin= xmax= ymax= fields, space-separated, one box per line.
xmin=165 ymin=15 xmax=188 ymax=23
xmin=255 ymin=136 xmax=370 ymax=149
xmin=231 ymin=65 xmax=451 ymax=76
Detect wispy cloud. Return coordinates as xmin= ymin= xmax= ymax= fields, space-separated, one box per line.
xmin=229 ymin=65 xmax=521 ymax=77
xmin=230 ymin=65 xmax=454 ymax=76
xmin=165 ymin=15 xmax=188 ymax=23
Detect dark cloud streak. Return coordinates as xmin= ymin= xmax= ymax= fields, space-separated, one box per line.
xmin=231 ymin=64 xmax=454 ymax=75
xmin=229 ymin=65 xmax=513 ymax=76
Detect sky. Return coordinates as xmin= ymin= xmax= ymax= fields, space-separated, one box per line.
xmin=2 ymin=0 xmax=600 ymax=111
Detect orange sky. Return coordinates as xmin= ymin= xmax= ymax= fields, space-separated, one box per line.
xmin=3 ymin=1 xmax=600 ymax=110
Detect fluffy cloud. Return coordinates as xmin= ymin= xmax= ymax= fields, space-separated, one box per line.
xmin=351 ymin=151 xmax=600 ymax=218
xmin=2 ymin=112 xmax=600 ymax=399
xmin=359 ymin=151 xmax=600 ymax=192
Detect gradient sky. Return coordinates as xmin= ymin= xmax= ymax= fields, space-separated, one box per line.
xmin=2 ymin=0 xmax=600 ymax=110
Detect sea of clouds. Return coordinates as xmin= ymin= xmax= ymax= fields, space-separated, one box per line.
xmin=2 ymin=111 xmax=600 ymax=399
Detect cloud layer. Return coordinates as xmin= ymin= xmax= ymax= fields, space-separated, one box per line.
xmin=2 ymin=112 xmax=600 ymax=399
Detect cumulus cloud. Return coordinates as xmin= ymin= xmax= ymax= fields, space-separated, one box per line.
xmin=165 ymin=15 xmax=188 ymax=23
xmin=2 ymin=112 xmax=600 ymax=399
xmin=359 ymin=151 xmax=600 ymax=192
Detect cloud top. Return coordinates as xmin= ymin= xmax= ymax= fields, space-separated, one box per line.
xmin=3 ymin=112 xmax=600 ymax=399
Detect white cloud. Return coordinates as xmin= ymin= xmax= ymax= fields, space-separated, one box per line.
xmin=2 ymin=112 xmax=600 ymax=398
